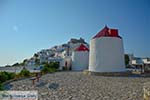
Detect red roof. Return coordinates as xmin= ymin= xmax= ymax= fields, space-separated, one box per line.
xmin=93 ymin=26 xmax=122 ymax=39
xmin=75 ymin=44 xmax=89 ymax=51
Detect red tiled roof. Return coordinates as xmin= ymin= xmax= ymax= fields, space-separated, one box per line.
xmin=75 ymin=44 xmax=89 ymax=51
xmin=93 ymin=26 xmax=122 ymax=39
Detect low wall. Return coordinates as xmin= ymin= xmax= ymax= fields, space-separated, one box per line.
xmin=83 ymin=70 xmax=132 ymax=77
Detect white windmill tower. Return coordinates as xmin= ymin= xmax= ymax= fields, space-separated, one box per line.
xmin=72 ymin=44 xmax=89 ymax=71
xmin=89 ymin=26 xmax=125 ymax=72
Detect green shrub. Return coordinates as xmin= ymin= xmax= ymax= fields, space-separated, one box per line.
xmin=41 ymin=66 xmax=48 ymax=73
xmin=0 ymin=72 xmax=8 ymax=83
xmin=15 ymin=73 xmax=21 ymax=79
xmin=0 ymin=72 xmax=16 ymax=90
xmin=41 ymin=62 xmax=59 ymax=74
xmin=125 ymin=54 xmax=129 ymax=66
xmin=3 ymin=72 xmax=15 ymax=80
xmin=0 ymin=83 xmax=4 ymax=90
xmin=19 ymin=68 xmax=30 ymax=77
xmin=49 ymin=62 xmax=59 ymax=69
xmin=44 ymin=62 xmax=59 ymax=69
xmin=0 ymin=71 xmax=15 ymax=84
xmin=9 ymin=73 xmax=16 ymax=79
xmin=41 ymin=66 xmax=54 ymax=74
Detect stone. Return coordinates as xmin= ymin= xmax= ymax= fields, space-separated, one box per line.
xmin=5 ymin=71 xmax=150 ymax=100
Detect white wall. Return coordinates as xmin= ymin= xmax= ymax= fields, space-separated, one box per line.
xmin=131 ymin=58 xmax=150 ymax=65
xmin=89 ymin=37 xmax=125 ymax=72
xmin=72 ymin=51 xmax=89 ymax=70
xmin=132 ymin=60 xmax=137 ymax=65
xmin=142 ymin=58 xmax=150 ymax=64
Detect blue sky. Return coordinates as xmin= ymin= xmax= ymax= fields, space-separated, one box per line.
xmin=0 ymin=0 xmax=149 ymax=66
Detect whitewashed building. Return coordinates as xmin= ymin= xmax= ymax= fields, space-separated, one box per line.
xmin=131 ymin=57 xmax=150 ymax=73
xmin=89 ymin=26 xmax=125 ymax=72
xmin=72 ymin=44 xmax=89 ymax=70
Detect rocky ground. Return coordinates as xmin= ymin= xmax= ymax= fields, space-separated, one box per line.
xmin=7 ymin=71 xmax=150 ymax=100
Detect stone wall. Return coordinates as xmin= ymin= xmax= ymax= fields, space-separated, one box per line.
xmin=83 ymin=70 xmax=132 ymax=77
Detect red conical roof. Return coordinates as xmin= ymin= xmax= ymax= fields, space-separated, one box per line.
xmin=75 ymin=44 xmax=89 ymax=51
xmin=93 ymin=26 xmax=122 ymax=39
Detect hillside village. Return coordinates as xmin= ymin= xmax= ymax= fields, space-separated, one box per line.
xmin=21 ymin=38 xmax=89 ymax=68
